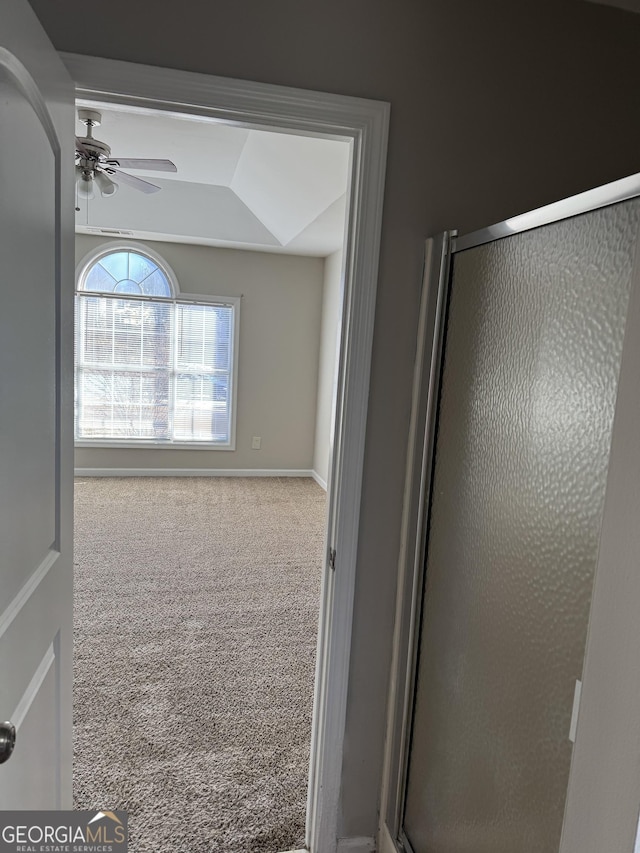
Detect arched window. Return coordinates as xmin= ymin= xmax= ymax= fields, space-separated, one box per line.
xmin=81 ymin=248 xmax=174 ymax=297
xmin=75 ymin=244 xmax=237 ymax=446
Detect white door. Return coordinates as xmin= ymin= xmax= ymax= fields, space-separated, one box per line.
xmin=0 ymin=0 xmax=74 ymax=808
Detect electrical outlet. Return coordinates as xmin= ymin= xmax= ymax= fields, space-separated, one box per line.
xmin=251 ymin=436 xmax=262 ymax=449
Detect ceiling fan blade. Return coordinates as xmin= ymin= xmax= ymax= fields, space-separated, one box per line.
xmin=105 ymin=167 xmax=161 ymax=194
xmin=75 ymin=136 xmax=92 ymax=156
xmin=105 ymin=158 xmax=177 ymax=172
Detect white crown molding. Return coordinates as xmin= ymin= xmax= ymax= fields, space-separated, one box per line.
xmin=584 ymin=0 xmax=640 ymax=13
xmin=62 ymin=53 xmax=389 ymax=853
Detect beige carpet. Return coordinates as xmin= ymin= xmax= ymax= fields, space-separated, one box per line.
xmin=73 ymin=476 xmax=326 ymax=853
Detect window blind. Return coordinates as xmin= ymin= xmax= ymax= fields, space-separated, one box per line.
xmin=75 ymin=294 xmax=234 ymax=444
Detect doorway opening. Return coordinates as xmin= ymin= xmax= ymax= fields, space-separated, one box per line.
xmin=63 ymin=52 xmax=389 ymax=853
xmin=72 ymin=97 xmax=348 ymax=852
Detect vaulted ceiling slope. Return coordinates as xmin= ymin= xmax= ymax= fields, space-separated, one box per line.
xmin=75 ymin=101 xmax=351 ymax=257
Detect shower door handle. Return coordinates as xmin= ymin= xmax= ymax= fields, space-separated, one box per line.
xmin=0 ymin=722 xmax=16 ymax=764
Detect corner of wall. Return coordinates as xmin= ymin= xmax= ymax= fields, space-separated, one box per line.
xmin=377 ymin=822 xmax=401 ymax=853
xmin=311 ymin=470 xmax=328 ymax=491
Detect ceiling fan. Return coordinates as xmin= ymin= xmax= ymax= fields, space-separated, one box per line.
xmin=75 ymin=108 xmax=177 ymax=199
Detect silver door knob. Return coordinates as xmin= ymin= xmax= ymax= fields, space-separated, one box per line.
xmin=0 ymin=722 xmax=16 ymax=764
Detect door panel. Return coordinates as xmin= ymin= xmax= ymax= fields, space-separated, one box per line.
xmin=0 ymin=62 xmax=57 ymax=606
xmin=403 ymin=200 xmax=640 ymax=853
xmin=0 ymin=0 xmax=74 ymax=808
xmin=1 ymin=637 xmax=60 ymax=809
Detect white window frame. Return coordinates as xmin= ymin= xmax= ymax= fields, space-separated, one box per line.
xmin=74 ymin=240 xmax=240 ymax=450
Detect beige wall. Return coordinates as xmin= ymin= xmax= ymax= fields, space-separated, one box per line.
xmin=312 ymin=250 xmax=342 ymax=485
xmin=75 ymin=235 xmax=324 ymax=471
xmin=31 ymin=0 xmax=640 ymax=840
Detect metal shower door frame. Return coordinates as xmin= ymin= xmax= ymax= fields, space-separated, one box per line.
xmin=380 ymin=171 xmax=640 ymax=853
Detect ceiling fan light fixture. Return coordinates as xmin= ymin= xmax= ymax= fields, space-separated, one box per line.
xmin=76 ymin=172 xmax=94 ymax=200
xmin=94 ymin=170 xmax=118 ymax=197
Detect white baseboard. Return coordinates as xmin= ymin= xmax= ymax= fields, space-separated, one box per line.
xmin=311 ymin=470 xmax=328 ymax=490
xmin=337 ymin=838 xmax=376 ymax=853
xmin=74 ymin=467 xmax=315 ymax=478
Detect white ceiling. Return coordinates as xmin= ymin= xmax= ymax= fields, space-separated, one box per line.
xmin=75 ymin=100 xmax=351 ymax=257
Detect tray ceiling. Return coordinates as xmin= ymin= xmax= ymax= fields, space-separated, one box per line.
xmin=75 ymin=100 xmax=351 ymax=257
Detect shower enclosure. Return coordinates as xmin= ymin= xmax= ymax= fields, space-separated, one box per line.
xmin=383 ymin=176 xmax=640 ymax=853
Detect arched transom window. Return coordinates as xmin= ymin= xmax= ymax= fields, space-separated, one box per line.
xmin=75 ymin=245 xmax=237 ymax=446
xmin=82 ymin=249 xmax=174 ymax=297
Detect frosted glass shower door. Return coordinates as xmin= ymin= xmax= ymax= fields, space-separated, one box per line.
xmin=402 ymin=199 xmax=640 ymax=853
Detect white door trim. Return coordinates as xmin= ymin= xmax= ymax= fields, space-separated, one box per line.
xmin=61 ymin=52 xmax=390 ymax=853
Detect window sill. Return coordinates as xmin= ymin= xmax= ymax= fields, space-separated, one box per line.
xmin=75 ymin=441 xmax=235 ymax=451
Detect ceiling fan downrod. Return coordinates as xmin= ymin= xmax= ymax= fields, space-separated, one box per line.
xmin=76 ymin=109 xmax=117 ymax=199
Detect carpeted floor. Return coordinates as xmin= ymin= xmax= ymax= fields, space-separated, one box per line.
xmin=73 ymin=476 xmax=326 ymax=853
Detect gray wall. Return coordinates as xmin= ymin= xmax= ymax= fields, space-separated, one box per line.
xmin=30 ymin=0 xmax=640 ymax=840
xmin=75 ymin=235 xmax=324 ymax=471
xmin=313 ymin=250 xmax=342 ymax=485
